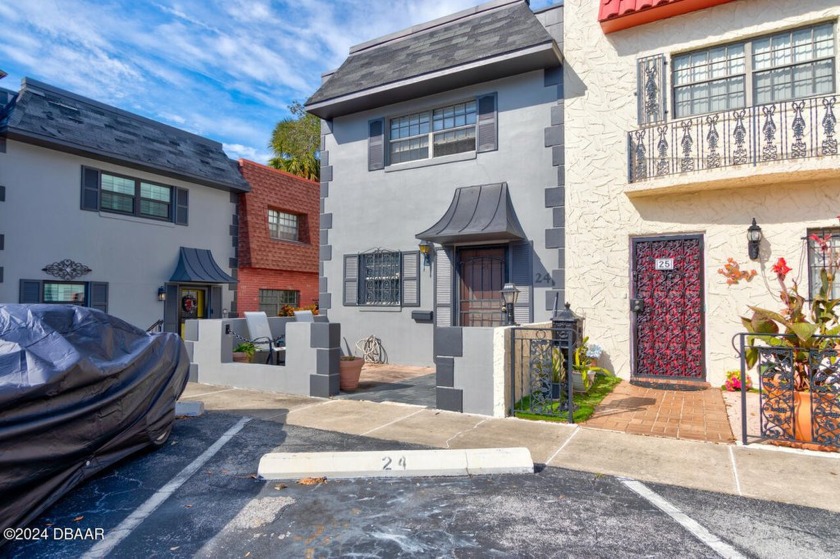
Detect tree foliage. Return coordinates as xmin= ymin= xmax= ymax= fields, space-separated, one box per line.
xmin=269 ymin=101 xmax=320 ymax=181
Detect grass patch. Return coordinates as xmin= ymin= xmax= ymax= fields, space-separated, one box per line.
xmin=514 ymin=375 xmax=622 ymax=423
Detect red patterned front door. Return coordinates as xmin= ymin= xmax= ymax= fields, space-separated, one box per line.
xmin=631 ymin=235 xmax=705 ymax=380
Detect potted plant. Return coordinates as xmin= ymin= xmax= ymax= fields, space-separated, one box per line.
xmin=571 ymin=337 xmax=613 ymax=393
xmin=724 ymin=225 xmax=840 ymax=445
xmin=339 ymin=355 xmax=364 ymax=391
xmin=233 ymin=341 xmax=256 ymax=363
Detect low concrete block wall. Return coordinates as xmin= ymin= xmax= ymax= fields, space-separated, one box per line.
xmin=185 ymin=318 xmax=340 ymax=397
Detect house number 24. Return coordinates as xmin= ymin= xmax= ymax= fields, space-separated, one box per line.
xmin=382 ymin=456 xmax=407 ymax=470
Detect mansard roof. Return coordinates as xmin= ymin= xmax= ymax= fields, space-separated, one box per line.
xmin=306 ymin=0 xmax=561 ymax=119
xmin=0 ymin=78 xmax=249 ymax=192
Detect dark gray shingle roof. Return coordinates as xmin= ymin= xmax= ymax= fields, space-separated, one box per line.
xmin=0 ymin=79 xmax=249 ymax=192
xmin=306 ymin=1 xmax=559 ymax=118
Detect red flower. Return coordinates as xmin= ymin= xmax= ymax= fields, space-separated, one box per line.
xmin=771 ymin=257 xmax=791 ymax=280
xmin=810 ymin=233 xmax=832 ymax=253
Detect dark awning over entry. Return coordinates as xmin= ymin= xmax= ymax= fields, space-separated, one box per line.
xmin=169 ymin=247 xmax=236 ymax=284
xmin=416 ymin=183 xmax=526 ymax=245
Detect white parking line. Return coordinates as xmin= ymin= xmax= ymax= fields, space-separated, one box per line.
xmin=620 ymin=478 xmax=746 ymax=559
xmin=180 ymin=387 xmax=237 ymax=399
xmin=81 ymin=417 xmax=252 ymax=559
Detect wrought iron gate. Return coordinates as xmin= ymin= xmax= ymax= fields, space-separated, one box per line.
xmin=510 ymin=326 xmax=580 ymax=422
xmin=736 ymin=333 xmax=840 ymax=449
xmin=631 ymin=235 xmax=705 ymax=380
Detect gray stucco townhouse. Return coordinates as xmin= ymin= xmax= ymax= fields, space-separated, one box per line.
xmin=0 ymin=77 xmax=248 ymax=334
xmin=306 ymin=0 xmax=565 ymax=412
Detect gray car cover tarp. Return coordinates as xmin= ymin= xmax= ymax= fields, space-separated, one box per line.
xmin=0 ymin=304 xmax=189 ymax=539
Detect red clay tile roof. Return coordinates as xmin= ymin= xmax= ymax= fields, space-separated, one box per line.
xmin=599 ymin=0 xmax=737 ymax=33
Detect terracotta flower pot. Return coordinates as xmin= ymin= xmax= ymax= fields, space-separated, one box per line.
xmin=232 ymin=352 xmax=251 ymax=363
xmin=339 ymin=357 xmax=364 ymax=391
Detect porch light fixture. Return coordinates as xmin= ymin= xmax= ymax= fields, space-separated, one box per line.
xmin=747 ymin=218 xmax=762 ymax=260
xmin=500 ymin=282 xmax=520 ymax=326
xmin=157 ymin=286 xmax=166 ymax=302
xmin=418 ymin=240 xmax=434 ymax=271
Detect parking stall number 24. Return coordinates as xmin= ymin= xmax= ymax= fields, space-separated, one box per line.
xmin=382 ymin=456 xmax=407 ymax=470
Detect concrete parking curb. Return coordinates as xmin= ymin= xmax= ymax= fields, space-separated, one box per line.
xmin=257 ymin=447 xmax=534 ymax=479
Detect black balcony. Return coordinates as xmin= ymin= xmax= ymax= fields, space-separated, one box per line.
xmin=628 ymin=94 xmax=839 ymax=183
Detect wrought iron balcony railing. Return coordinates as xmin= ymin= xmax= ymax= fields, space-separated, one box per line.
xmin=628 ymin=94 xmax=839 ymax=183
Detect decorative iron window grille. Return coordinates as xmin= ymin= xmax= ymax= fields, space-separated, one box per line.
xmin=807 ymin=227 xmax=840 ymax=300
xmin=360 ymin=250 xmax=401 ymax=305
xmin=637 ymin=54 xmax=667 ymax=125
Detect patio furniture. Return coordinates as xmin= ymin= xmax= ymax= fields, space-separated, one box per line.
xmin=244 ymin=312 xmax=286 ymax=365
xmin=293 ymin=310 xmax=315 ymax=322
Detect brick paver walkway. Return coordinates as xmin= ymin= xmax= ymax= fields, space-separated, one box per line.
xmin=584 ymin=380 xmax=735 ymax=443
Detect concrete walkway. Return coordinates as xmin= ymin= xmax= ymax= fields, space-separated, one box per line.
xmin=180 ymin=382 xmax=840 ymax=514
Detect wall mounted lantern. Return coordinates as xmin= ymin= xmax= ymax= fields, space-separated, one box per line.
xmin=418 ymin=240 xmax=434 ymax=271
xmin=500 ymin=282 xmax=520 ymax=326
xmin=747 ymin=218 xmax=762 ymax=260
xmin=157 ymin=286 xmax=167 ymax=302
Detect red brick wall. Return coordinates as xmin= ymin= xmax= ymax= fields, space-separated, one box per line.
xmin=236 ymin=159 xmax=320 ymax=314
xmin=237 ymin=267 xmax=319 ymax=314
xmin=237 ymin=159 xmax=319 ymax=272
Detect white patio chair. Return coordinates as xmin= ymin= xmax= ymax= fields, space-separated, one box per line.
xmin=244 ymin=312 xmax=286 ymax=365
xmin=293 ymin=310 xmax=315 ymax=322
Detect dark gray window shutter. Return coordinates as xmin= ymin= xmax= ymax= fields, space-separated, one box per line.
xmin=343 ymin=254 xmax=359 ymax=306
xmin=368 ymin=119 xmax=385 ymax=171
xmin=209 ymin=285 xmax=222 ymax=318
xmin=163 ymin=284 xmax=179 ymax=333
xmin=510 ymin=241 xmax=533 ymax=324
xmin=89 ymin=282 xmax=109 ymax=313
xmin=476 ymin=94 xmax=497 ymax=153
xmin=401 ymin=251 xmax=420 ymax=307
xmin=637 ymin=54 xmax=666 ymax=125
xmin=19 ymin=280 xmax=41 ymax=303
xmin=434 ymin=247 xmax=452 ymax=326
xmin=175 ymin=187 xmax=189 ymax=225
xmin=81 ymin=166 xmax=100 ymax=211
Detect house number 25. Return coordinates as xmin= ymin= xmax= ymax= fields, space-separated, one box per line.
xmin=382 ymin=456 xmax=407 ymax=470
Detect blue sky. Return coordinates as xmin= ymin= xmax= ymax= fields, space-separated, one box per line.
xmin=0 ymin=0 xmax=557 ymax=164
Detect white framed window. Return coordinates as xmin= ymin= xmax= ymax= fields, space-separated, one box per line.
xmin=389 ymin=100 xmax=477 ymax=164
xmin=672 ymin=22 xmax=836 ymax=118
xmin=99 ymin=172 xmax=173 ymax=220
xmin=807 ymin=228 xmax=840 ymax=300
xmin=268 ymin=209 xmax=299 ymax=241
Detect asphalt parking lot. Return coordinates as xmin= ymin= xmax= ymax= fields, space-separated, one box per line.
xmin=3 ymin=412 xmax=840 ymax=559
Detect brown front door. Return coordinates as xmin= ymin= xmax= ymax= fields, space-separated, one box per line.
xmin=458 ymin=247 xmax=506 ymax=327
xmin=631 ymin=235 xmax=705 ymax=380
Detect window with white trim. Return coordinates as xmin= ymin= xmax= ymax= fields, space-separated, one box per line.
xmin=389 ymin=100 xmax=477 ymax=164
xmin=672 ymin=22 xmax=836 ymax=118
xmin=807 ymin=227 xmax=840 ymax=300
xmin=100 ymin=172 xmax=173 ymax=220
xmin=268 ymin=209 xmax=299 ymax=241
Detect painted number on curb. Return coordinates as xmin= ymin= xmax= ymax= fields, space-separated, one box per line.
xmin=382 ymin=456 xmax=407 ymax=470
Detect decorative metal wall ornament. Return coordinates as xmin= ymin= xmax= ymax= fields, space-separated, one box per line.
xmin=732 ymin=109 xmax=748 ymax=165
xmin=643 ymin=66 xmax=660 ymax=122
xmin=679 ymin=120 xmax=694 ymax=173
xmin=790 ymin=100 xmax=808 ymax=158
xmin=761 ymin=105 xmax=778 ymax=161
xmin=705 ymin=115 xmax=721 ymax=169
xmin=655 ymin=126 xmax=669 ymax=176
xmin=42 ymin=259 xmax=92 ymax=280
xmin=822 ymin=97 xmax=838 ymax=156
